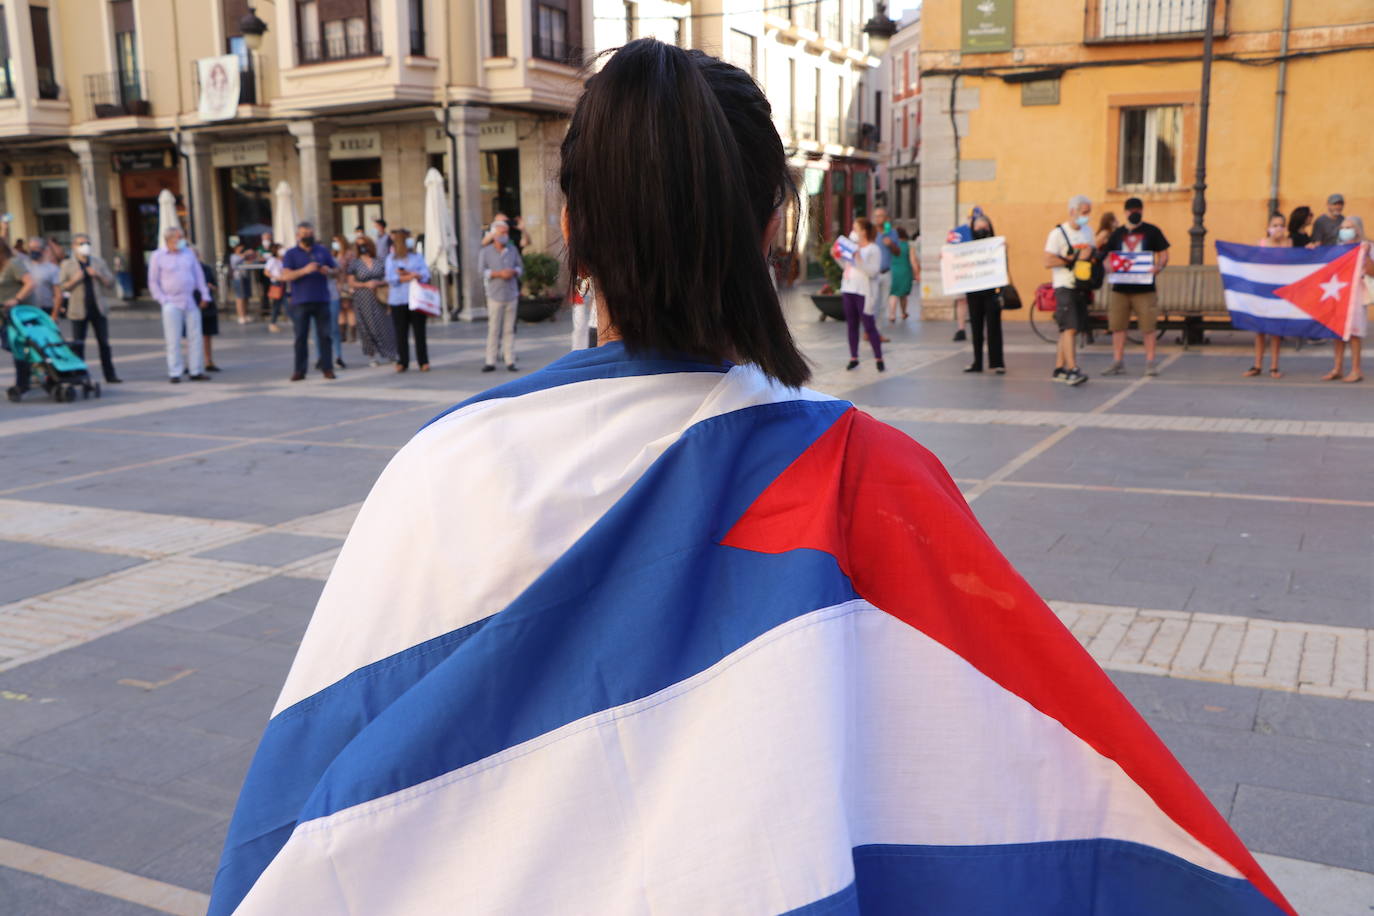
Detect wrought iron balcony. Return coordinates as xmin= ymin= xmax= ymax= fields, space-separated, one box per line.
xmin=1086 ymin=0 xmax=1225 ymax=43
xmin=299 ymin=29 xmax=382 ymax=64
xmin=85 ymin=70 xmax=150 ymax=119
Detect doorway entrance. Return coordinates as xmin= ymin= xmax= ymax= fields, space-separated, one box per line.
xmin=119 ymin=168 xmax=181 ymax=294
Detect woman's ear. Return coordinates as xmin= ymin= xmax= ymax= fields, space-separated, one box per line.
xmin=763 ymin=208 xmax=782 ymax=258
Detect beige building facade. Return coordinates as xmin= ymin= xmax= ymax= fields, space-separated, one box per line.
xmin=0 ymin=0 xmax=584 ymax=310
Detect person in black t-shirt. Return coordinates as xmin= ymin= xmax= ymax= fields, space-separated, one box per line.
xmin=1101 ymin=197 xmax=1170 ymax=377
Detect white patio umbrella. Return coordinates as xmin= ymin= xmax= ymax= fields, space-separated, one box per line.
xmin=155 ymin=188 xmax=180 ymax=246
xmin=273 ymin=181 xmax=297 ymax=247
xmin=422 ymin=168 xmax=460 ymax=322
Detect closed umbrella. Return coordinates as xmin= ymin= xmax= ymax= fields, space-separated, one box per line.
xmin=422 ymin=168 xmax=459 ymax=322
xmin=156 ymin=188 xmax=180 ymax=245
xmin=273 ymin=181 xmax=297 ymax=248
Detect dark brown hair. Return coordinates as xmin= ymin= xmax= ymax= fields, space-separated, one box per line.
xmin=559 ymin=39 xmax=809 ymax=387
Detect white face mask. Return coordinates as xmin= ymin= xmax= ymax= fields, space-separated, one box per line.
xmin=76 ymin=243 xmax=92 ymax=257
xmin=1338 ymin=228 xmax=1357 ymax=243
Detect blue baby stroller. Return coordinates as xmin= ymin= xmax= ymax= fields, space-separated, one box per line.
xmin=4 ymin=305 xmax=101 ymax=402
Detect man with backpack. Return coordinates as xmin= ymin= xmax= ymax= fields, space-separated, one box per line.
xmin=1102 ymin=196 xmax=1170 ymax=376
xmin=1043 ymin=195 xmax=1095 ymax=386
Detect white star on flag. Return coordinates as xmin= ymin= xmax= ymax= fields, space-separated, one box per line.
xmin=1319 ymin=276 xmax=1348 ymax=300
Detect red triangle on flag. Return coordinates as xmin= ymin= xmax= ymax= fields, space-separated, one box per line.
xmin=1274 ymin=245 xmax=1366 ymax=338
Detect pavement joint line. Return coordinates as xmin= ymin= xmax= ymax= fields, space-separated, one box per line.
xmin=0 ymin=837 xmax=209 ymax=916
xmin=0 ymin=401 xmax=424 ymax=497
xmin=866 ymin=404 xmax=1374 ymax=440
xmin=70 ymin=425 xmax=406 ymax=452
xmin=1047 ymin=600 xmax=1374 ymax=699
xmin=0 ymin=500 xmax=363 ymax=671
xmin=948 ymin=478 xmax=1374 ymax=509
xmin=952 ymin=357 xmax=1173 ymax=503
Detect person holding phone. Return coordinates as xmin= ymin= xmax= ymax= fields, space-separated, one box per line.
xmin=280 ymin=221 xmax=337 ymax=381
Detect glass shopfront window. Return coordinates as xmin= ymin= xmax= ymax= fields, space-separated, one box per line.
xmin=32 ymin=179 xmax=71 ymax=246
xmin=332 ymin=158 xmax=383 ymax=238
xmin=218 ymin=165 xmax=272 ymax=249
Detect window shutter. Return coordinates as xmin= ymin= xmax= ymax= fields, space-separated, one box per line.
xmin=111 ymin=0 xmax=135 ymax=33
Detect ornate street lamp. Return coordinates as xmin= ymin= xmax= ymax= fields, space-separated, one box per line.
xmin=239 ymin=6 xmax=270 ymax=52
xmin=863 ymin=1 xmax=898 ymax=56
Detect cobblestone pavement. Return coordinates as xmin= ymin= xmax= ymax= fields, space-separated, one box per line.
xmin=0 ymin=294 xmax=1370 ymax=915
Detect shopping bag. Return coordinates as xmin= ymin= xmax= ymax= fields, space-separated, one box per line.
xmin=408 ymin=280 xmax=441 ymax=316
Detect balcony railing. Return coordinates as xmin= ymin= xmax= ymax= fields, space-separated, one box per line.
xmin=191 ymin=57 xmax=259 ymax=108
xmin=299 ymin=30 xmax=382 ymax=64
xmin=532 ymin=35 xmax=581 ymax=65
xmin=85 ymin=70 xmax=150 ymax=118
xmin=1086 ymin=0 xmax=1224 ymax=42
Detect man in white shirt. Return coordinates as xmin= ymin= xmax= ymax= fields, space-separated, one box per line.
xmin=1043 ymin=195 xmax=1094 ymax=387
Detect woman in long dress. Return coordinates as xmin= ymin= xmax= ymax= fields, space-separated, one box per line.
xmin=346 ymin=236 xmax=396 ymax=366
xmin=211 ymin=39 xmax=1292 ymax=916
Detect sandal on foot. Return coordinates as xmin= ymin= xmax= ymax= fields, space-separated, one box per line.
xmin=1242 ymin=366 xmax=1262 ymax=377
xmin=1320 ymin=369 xmax=1343 ymax=381
xmin=1343 ymin=373 xmax=1363 ymax=383
xmin=1269 ymin=368 xmax=1283 ymax=379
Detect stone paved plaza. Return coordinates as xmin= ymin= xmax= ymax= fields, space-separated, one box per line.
xmin=0 ymin=292 xmax=1371 ymax=915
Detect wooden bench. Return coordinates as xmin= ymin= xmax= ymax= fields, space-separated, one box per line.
xmin=1087 ymin=264 xmax=1230 ymax=346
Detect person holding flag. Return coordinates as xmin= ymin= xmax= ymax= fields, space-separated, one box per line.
xmin=1245 ymin=213 xmax=1292 ymax=378
xmin=1319 ymin=215 xmax=1370 ymax=383
xmin=209 ymin=39 xmax=1293 ymax=916
xmin=1101 ymin=197 xmax=1170 ymax=377
xmin=840 ymin=217 xmax=884 ymax=371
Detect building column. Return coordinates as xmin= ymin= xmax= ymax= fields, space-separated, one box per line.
xmin=287 ymin=120 xmax=335 ymax=241
xmin=446 ymin=106 xmax=490 ymax=320
xmin=180 ymin=132 xmax=217 ymax=257
xmin=917 ymin=74 xmax=960 ymax=319
xmin=67 ymin=140 xmax=115 ymax=262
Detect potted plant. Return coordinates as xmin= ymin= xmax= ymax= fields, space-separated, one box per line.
xmin=810 ymin=241 xmax=845 ymax=321
xmin=518 ymin=251 xmax=562 ymax=322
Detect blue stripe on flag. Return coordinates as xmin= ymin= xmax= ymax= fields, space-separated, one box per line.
xmin=210 ymin=397 xmax=855 ymax=915
xmin=785 ymin=840 xmax=1283 ymax=916
xmin=1217 ymin=274 xmax=1283 ymax=299
xmin=1228 ymin=311 xmax=1336 ymax=340
xmin=423 ymin=341 xmax=731 ymax=430
xmin=1216 ymin=240 xmax=1356 ymax=265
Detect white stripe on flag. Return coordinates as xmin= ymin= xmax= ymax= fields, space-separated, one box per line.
xmin=240 ymin=603 xmax=1239 ymax=916
xmin=1216 ymin=255 xmax=1322 ymax=287
xmin=1221 ymin=289 xmax=1313 ymax=320
xmin=274 ymin=367 xmax=837 ymax=715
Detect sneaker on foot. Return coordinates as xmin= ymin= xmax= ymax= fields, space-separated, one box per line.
xmin=1067 ymin=369 xmax=1088 ymax=386
xmin=482 ymin=364 xmax=496 ymax=373
xmin=168 ymin=377 xmax=182 ymax=384
xmin=876 ymin=360 xmax=885 ymax=372
xmin=845 ymin=359 xmax=859 ymax=371
xmin=1102 ymin=361 xmax=1125 ymax=376
xmin=506 ymin=364 xmax=518 ymax=372
xmin=188 ymin=374 xmax=210 ymax=381
xmin=290 ymin=373 xmax=305 ymax=382
xmin=1052 ymin=367 xmax=1066 ymax=379
xmin=1144 ymin=360 xmax=1160 ymax=377
xmin=952 ymin=329 xmax=967 ymax=342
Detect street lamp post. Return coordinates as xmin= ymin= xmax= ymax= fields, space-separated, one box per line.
xmin=863 ymin=1 xmax=898 ymax=57
xmin=1188 ymin=0 xmax=1218 ymax=266
xmin=239 ymin=7 xmax=270 ymax=52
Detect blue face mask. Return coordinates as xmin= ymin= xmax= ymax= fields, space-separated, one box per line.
xmin=1075 ymin=215 xmax=1091 ymax=228
xmin=177 ymin=238 xmax=188 ymax=250
xmin=1338 ymin=228 xmax=1357 ymax=243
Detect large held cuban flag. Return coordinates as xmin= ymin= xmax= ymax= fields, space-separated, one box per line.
xmin=1218 ymin=240 xmax=1365 ymax=339
xmin=210 ymin=342 xmax=1293 ymax=916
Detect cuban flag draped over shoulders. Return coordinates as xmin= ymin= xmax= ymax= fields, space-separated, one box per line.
xmin=210 ymin=342 xmax=1292 ymax=916
xmin=1218 ymin=240 xmax=1366 ymax=339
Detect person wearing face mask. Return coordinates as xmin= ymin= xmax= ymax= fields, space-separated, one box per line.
xmin=147 ymin=227 xmax=211 ymax=382
xmin=1102 ymin=197 xmax=1170 ymax=377
xmin=57 ymin=234 xmax=121 ymax=383
xmin=23 ymin=237 xmax=61 ymax=318
xmin=962 ymin=216 xmax=1005 ymax=374
xmin=386 ymin=228 xmax=433 ymax=372
xmin=280 ymin=221 xmax=338 ymax=381
xmin=840 ymin=217 xmax=884 ymax=372
xmin=1042 ymin=195 xmax=1093 ymax=386
xmin=373 ymin=218 xmax=392 ymax=260
xmin=477 ymin=219 xmax=523 ymax=372
xmin=1244 ymin=214 xmax=1292 ymax=379
xmin=1320 ymin=215 xmax=1372 ymax=384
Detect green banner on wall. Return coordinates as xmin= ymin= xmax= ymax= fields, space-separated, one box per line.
xmin=961 ymin=0 xmax=1014 ymax=53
